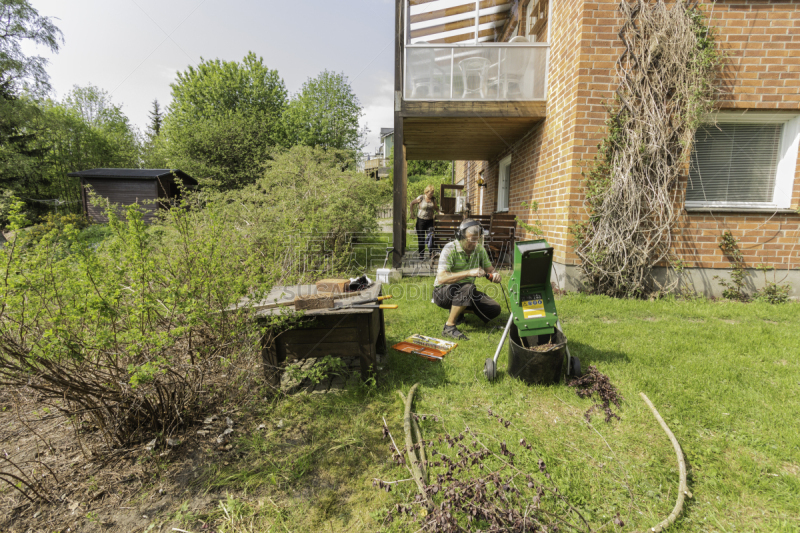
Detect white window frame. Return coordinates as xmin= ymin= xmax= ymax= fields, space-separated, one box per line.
xmin=686 ymin=112 xmax=800 ymax=210
xmin=497 ymin=155 xmax=512 ymax=212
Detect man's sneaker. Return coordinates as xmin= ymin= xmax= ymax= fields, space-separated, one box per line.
xmin=442 ymin=324 xmax=468 ymax=340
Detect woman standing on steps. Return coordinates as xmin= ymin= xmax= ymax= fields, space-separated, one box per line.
xmin=409 ymin=185 xmax=438 ymax=259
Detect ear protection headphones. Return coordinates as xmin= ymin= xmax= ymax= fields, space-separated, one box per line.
xmin=455 ymin=219 xmax=482 ymax=240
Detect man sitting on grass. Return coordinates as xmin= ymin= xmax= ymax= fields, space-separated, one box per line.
xmin=434 ymin=219 xmax=502 ymax=340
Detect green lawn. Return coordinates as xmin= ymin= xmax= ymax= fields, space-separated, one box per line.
xmin=192 ymin=276 xmax=800 ymax=532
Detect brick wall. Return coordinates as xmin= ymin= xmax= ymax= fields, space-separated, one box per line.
xmin=672 ymin=0 xmax=800 ymax=271
xmin=464 ymin=0 xmax=800 ymax=279
xmin=463 ymin=0 xmax=589 ymax=265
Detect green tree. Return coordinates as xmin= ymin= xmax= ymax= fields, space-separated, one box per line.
xmin=147 ymin=98 xmax=163 ymax=137
xmin=0 ymin=0 xmax=62 ymax=94
xmin=163 ymin=52 xmax=287 ymax=189
xmin=408 ymin=159 xmax=450 ymax=176
xmin=0 ymin=82 xmax=46 ymax=198
xmin=283 ymin=70 xmax=365 ymax=155
xmin=0 ymin=0 xmax=62 ymax=219
xmin=62 ymin=85 xmax=139 ymax=167
xmin=140 ymin=98 xmax=167 ymax=168
xmin=164 ymin=113 xmax=273 ymax=190
xmin=208 ymin=145 xmax=383 ymax=275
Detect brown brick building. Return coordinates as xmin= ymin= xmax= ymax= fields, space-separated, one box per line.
xmin=392 ymin=0 xmax=800 ymax=297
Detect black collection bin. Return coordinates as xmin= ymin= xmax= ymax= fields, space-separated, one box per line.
xmin=507 ymin=323 xmax=567 ymax=385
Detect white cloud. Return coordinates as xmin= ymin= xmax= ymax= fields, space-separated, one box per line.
xmin=359 ymin=76 xmax=395 ymax=154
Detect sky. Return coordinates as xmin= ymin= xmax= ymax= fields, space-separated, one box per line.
xmin=25 ymin=0 xmax=396 ymax=154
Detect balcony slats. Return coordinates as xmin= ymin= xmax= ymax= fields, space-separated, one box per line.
xmin=429 ymin=27 xmax=500 ymax=44
xmin=409 ymin=0 xmax=515 ymax=44
xmin=411 ymin=12 xmax=508 ymax=39
xmin=409 ymin=0 xmax=511 ymax=24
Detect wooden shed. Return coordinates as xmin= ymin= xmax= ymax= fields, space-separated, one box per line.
xmin=69 ymin=169 xmax=198 ymax=224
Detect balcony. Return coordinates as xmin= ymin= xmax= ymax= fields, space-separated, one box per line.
xmin=397 ymin=0 xmax=549 ymax=161
xmin=364 ymin=158 xmax=390 ymax=171
xmin=404 ymin=43 xmax=548 ymax=102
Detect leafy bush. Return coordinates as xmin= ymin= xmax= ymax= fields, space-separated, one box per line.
xmin=199 ymin=145 xmax=384 ymax=279
xmin=0 ymin=198 xmax=281 ymax=446
xmin=25 ymin=212 xmax=89 ymax=242
xmin=753 ymin=264 xmax=792 ymax=304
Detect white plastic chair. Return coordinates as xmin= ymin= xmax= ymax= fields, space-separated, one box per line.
xmin=488 ymin=36 xmax=533 ymax=99
xmin=407 ymin=42 xmax=446 ymax=99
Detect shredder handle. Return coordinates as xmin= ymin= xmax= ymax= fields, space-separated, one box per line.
xmin=493 ymin=314 xmax=515 ymax=364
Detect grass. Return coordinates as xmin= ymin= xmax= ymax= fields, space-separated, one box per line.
xmin=186 ymin=276 xmax=799 ymax=532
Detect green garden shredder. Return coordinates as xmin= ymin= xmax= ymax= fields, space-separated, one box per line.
xmin=483 ymin=239 xmax=581 ymax=382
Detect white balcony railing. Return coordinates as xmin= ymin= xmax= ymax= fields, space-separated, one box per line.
xmin=404 ymin=42 xmax=548 ymax=102
xmin=364 ymin=158 xmax=391 ymax=171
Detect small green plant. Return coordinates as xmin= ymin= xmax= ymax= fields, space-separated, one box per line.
xmin=753 ymin=264 xmax=792 ymax=304
xmin=85 ymin=511 xmax=98 ymax=523
xmin=715 ymin=231 xmax=748 ymax=301
xmin=516 ymin=200 xmax=544 ymax=237
xmin=714 ymin=237 xmax=792 ymax=303
xmin=25 ymin=212 xmax=90 ymax=242
xmin=286 ymin=355 xmax=347 ymax=385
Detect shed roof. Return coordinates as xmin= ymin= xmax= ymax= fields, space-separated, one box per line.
xmin=68 ymin=168 xmax=198 ymax=185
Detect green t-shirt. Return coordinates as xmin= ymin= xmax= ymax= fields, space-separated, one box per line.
xmin=435 ymin=239 xmax=491 ymax=287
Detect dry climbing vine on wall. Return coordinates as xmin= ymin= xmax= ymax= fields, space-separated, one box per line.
xmin=574 ymin=0 xmax=721 ymax=298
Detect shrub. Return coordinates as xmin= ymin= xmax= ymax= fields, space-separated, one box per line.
xmin=25 ymin=212 xmax=89 ymax=242
xmin=0 ymin=199 xmax=280 ymax=446
xmin=197 ymin=145 xmax=385 ymax=279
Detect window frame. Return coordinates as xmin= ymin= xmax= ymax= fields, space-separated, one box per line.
xmin=685 ymin=112 xmax=800 ymax=210
xmin=497 ymin=155 xmax=512 ymax=212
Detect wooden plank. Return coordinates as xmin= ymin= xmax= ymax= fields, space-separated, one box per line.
xmin=428 ymin=27 xmax=498 ymax=44
xmin=411 ymin=12 xmax=507 ymax=39
xmin=402 ymin=100 xmax=546 ymax=118
xmin=302 ymin=314 xmax=365 ymax=330
xmin=403 ymin=116 xmax=543 ymax=160
xmin=280 ymin=327 xmax=361 ymax=345
xmin=410 ymin=0 xmax=444 ymax=5
xmin=410 ymin=0 xmax=510 ymax=24
xmin=284 ymin=342 xmax=362 ymax=360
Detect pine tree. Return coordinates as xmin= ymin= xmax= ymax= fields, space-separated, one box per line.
xmin=147 ymin=98 xmax=163 ymax=137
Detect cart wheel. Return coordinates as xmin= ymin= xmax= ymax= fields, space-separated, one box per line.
xmin=569 ymin=356 xmax=582 ymax=378
xmin=483 ymin=358 xmax=497 ymax=381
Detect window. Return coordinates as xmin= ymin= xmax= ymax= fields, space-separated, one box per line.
xmin=497 ymin=155 xmax=511 ymax=212
xmin=687 ymin=113 xmax=800 ymax=209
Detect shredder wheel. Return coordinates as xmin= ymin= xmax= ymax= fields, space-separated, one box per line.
xmin=484 ymin=358 xmax=497 ymax=381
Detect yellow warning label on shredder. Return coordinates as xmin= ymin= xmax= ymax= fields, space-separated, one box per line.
xmin=522 ymin=295 xmax=545 ymax=319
